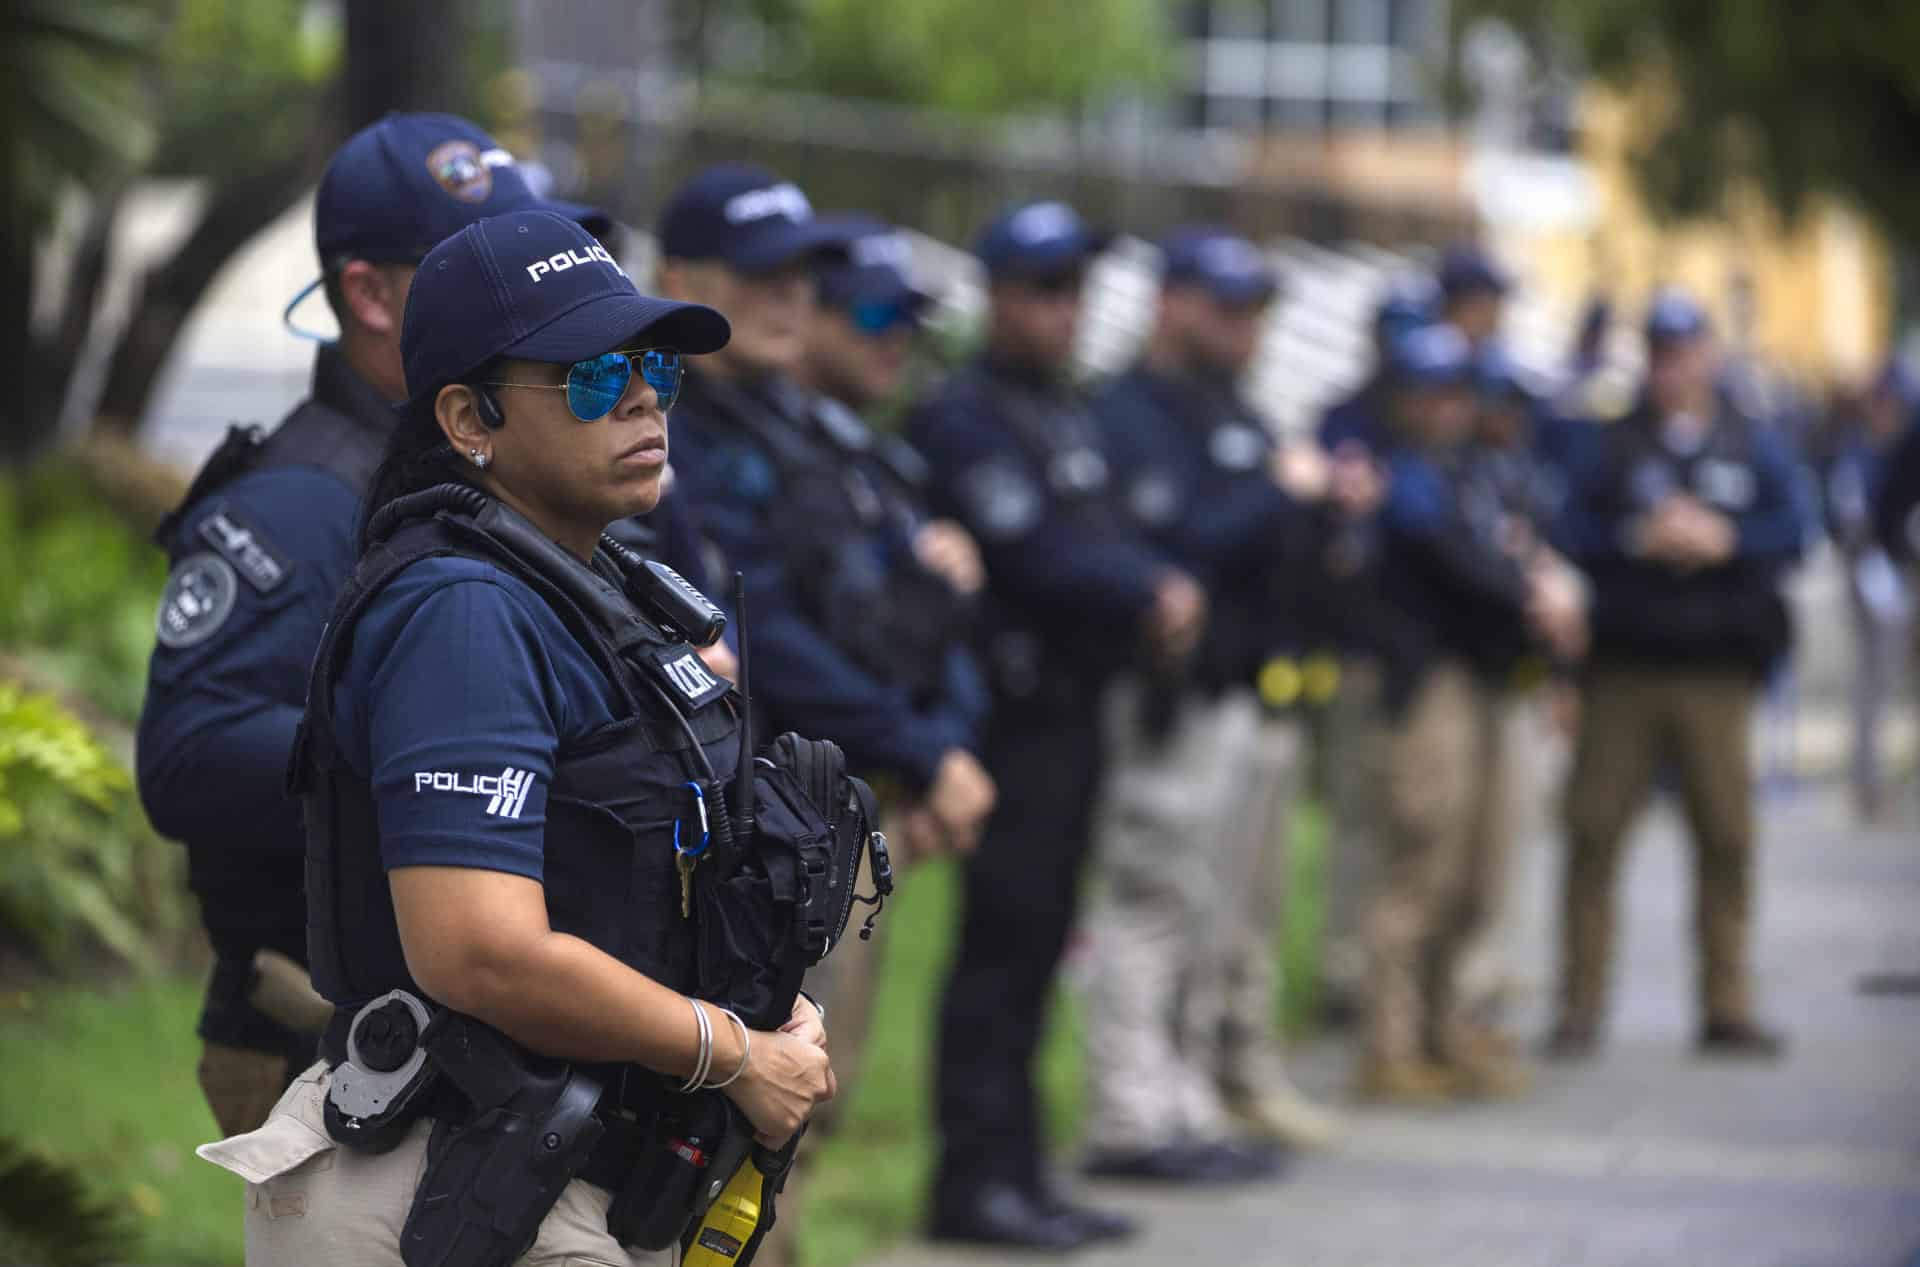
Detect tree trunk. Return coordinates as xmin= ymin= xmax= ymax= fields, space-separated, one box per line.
xmin=90 ymin=154 xmax=314 ymax=436
xmin=345 ymin=0 xmax=460 ymax=130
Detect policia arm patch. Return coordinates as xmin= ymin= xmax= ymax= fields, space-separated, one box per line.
xmin=156 ymin=553 xmax=240 ymax=649
xmin=198 ymin=505 xmax=291 ymax=594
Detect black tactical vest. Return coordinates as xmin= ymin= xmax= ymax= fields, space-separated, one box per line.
xmin=293 ymin=488 xmax=742 ymax=1047
xmin=683 ymin=374 xmax=968 ymax=700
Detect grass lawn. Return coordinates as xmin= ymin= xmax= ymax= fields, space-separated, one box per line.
xmin=0 ymin=973 xmax=244 ymax=1266
xmin=0 ymin=807 xmax=1327 ymax=1267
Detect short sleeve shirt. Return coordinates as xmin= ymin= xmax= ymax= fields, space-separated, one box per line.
xmin=332 ymin=555 xmax=619 ymax=882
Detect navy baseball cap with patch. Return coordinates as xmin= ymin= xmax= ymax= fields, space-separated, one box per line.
xmin=401 ymin=210 xmax=729 ymax=414
xmin=975 ymin=200 xmax=1112 ymax=279
xmin=1159 ymin=225 xmax=1279 ymax=305
xmin=315 ymin=112 xmax=611 ymax=266
xmin=1437 ymin=245 xmax=1512 ymax=299
xmin=656 ymin=163 xmax=848 ymax=274
xmin=1645 ymin=288 xmax=1710 ymax=345
xmin=1389 ymin=323 xmax=1475 ymax=388
xmin=814 ymin=214 xmax=933 ymax=312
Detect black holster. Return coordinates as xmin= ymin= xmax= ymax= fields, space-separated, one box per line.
xmin=399 ymin=1012 xmax=606 ymax=1267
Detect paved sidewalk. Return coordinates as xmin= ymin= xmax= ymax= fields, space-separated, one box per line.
xmin=868 ymin=785 xmax=1920 ymax=1267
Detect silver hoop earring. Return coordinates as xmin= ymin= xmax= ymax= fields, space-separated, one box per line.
xmin=470 ymin=448 xmax=490 ymax=470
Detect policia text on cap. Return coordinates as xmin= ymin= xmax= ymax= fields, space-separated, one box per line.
xmin=197 ymin=209 xmax=894 ymax=1267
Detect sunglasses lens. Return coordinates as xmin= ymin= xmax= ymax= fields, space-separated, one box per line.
xmin=850 ymin=300 xmax=910 ymax=334
xmin=566 ymin=352 xmax=631 ymax=421
xmin=638 ymin=349 xmax=684 ymax=412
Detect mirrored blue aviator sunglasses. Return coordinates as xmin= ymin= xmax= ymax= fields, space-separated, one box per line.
xmin=848 ymin=300 xmax=917 ymax=336
xmin=482 ymin=348 xmax=684 ymax=421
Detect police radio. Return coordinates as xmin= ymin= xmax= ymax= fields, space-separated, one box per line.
xmin=625 ymin=557 xmax=729 ymax=648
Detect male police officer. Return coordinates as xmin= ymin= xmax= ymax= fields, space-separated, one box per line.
xmin=1552 ymin=291 xmax=1807 ymax=1060
xmin=1362 ymin=323 xmax=1585 ymax=1101
xmin=910 ymin=201 xmax=1206 ymax=1249
xmin=654 ymin=166 xmax=997 ymax=866
xmin=136 ymin=113 xmax=609 ymax=1137
xmin=1083 ymin=226 xmax=1339 ymax=1176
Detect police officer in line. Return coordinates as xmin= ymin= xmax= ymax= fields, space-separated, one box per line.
xmin=1553 ymin=291 xmax=1809 ymax=1061
xmin=1313 ymin=280 xmax=1430 ymax=1022
xmin=136 ymin=112 xmax=614 ymax=1137
xmin=908 ymin=200 xmax=1206 ymax=1250
xmin=1435 ymin=244 xmax=1510 ymax=351
xmin=1081 ymin=226 xmax=1340 ymax=1182
xmin=652 ymin=167 xmax=997 ymax=860
xmin=1832 ymin=361 xmax=1918 ymax=820
xmin=200 ymin=208 xmax=839 ymax=1264
xmin=1360 ymin=322 xmax=1586 ymax=1103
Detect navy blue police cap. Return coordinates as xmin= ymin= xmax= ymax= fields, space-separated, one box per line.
xmin=814 ymin=213 xmax=933 ymax=311
xmin=401 ymin=210 xmax=730 ymax=414
xmin=974 ymin=200 xmax=1112 ymax=279
xmin=1644 ymin=288 xmax=1710 ymax=345
xmin=315 ymin=112 xmax=611 ymax=267
xmin=1375 ymin=275 xmax=1439 ymax=340
xmin=1159 ymin=225 xmax=1279 ymax=305
xmin=1474 ymin=339 xmax=1536 ymax=402
xmin=656 ymin=163 xmax=849 ymax=274
xmin=1437 ymin=244 xmax=1512 ymax=299
xmin=1389 ymin=322 xmax=1475 ymax=388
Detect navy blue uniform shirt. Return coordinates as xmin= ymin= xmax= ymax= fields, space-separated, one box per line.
xmin=908 ymin=356 xmax=1168 ymax=682
xmin=331 ymin=556 xmax=618 ymax=881
xmin=137 ymin=347 xmax=389 ymax=961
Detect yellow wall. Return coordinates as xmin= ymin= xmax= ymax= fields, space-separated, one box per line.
xmin=1498 ymin=89 xmax=1892 ymax=385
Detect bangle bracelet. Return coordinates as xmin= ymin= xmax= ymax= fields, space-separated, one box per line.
xmin=678 ymin=999 xmax=712 ymax=1093
xmin=707 ymin=1009 xmax=751 ymax=1090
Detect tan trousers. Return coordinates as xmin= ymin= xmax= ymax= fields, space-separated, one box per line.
xmin=1083 ymin=684 xmax=1264 ymax=1150
xmin=200 ymin=1042 xmax=292 ymax=1138
xmin=1363 ymin=662 xmax=1511 ymax=1066
xmin=1319 ymin=660 xmax=1391 ymax=1011
xmin=1559 ymin=663 xmax=1758 ymax=1032
xmin=1183 ymin=711 xmax=1304 ymax=1096
xmin=199 ymin=1061 xmax=675 ymax=1266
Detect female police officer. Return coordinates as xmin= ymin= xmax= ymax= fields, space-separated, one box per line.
xmin=199 ymin=209 xmax=835 ymax=1266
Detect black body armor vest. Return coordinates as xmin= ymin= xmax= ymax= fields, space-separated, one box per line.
xmin=293 ymin=487 xmax=742 ymax=1036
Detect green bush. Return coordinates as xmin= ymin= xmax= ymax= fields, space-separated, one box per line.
xmin=0 ymin=684 xmax=183 ymax=965
xmin=0 ymin=462 xmax=169 ymax=721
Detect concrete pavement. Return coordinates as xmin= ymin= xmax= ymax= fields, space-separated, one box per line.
xmin=867 ymin=784 xmax=1920 ymax=1267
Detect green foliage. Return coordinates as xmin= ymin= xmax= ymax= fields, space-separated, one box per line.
xmin=0 ymin=977 xmax=242 ymax=1266
xmin=150 ymin=0 xmax=339 ymax=178
xmin=720 ymin=0 xmax=1173 ymax=116
xmin=1458 ymin=0 xmax=1920 ymax=246
xmin=0 ymin=684 xmax=171 ymax=964
xmin=0 ymin=461 xmax=170 ymax=721
xmin=0 ymin=1137 xmax=137 ymax=1267
xmin=0 ymin=0 xmax=163 ymax=233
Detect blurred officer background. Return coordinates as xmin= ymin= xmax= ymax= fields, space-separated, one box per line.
xmin=910 ymin=200 xmax=1206 ymax=1250
xmin=1313 ymin=278 xmax=1433 ymax=1021
xmin=1360 ymin=322 xmax=1585 ymax=1102
xmin=135 ymin=112 xmax=608 ymax=1136
xmin=1552 ymin=290 xmax=1809 ymax=1061
xmin=1081 ymin=225 xmax=1340 ymax=1186
xmin=1822 ymin=361 xmax=1915 ymax=821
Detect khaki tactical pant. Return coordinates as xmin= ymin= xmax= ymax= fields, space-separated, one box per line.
xmin=1559 ymin=663 xmax=1759 ymax=1033
xmin=1083 ymin=684 xmax=1267 ymax=1150
xmin=1318 ymin=660 xmax=1391 ymax=1013
xmin=1363 ymin=662 xmax=1512 ymax=1066
xmin=199 ymin=1062 xmax=675 ymax=1266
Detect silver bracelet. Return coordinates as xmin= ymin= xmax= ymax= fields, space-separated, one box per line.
xmin=706 ymin=1008 xmax=752 ymax=1090
xmin=678 ymin=998 xmax=712 ymax=1093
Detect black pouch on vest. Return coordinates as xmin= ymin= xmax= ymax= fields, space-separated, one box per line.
xmin=399 ymin=1012 xmax=605 ymax=1267
xmin=693 ymin=733 xmax=890 ymax=1032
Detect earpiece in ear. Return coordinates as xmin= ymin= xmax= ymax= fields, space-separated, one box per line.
xmin=474 ymin=387 xmax=506 ymax=429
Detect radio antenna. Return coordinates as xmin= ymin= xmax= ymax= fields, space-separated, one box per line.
xmin=731 ymin=571 xmax=754 ymax=843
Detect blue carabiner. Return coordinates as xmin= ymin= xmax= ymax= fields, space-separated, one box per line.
xmin=674 ymin=781 xmax=711 ymax=858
